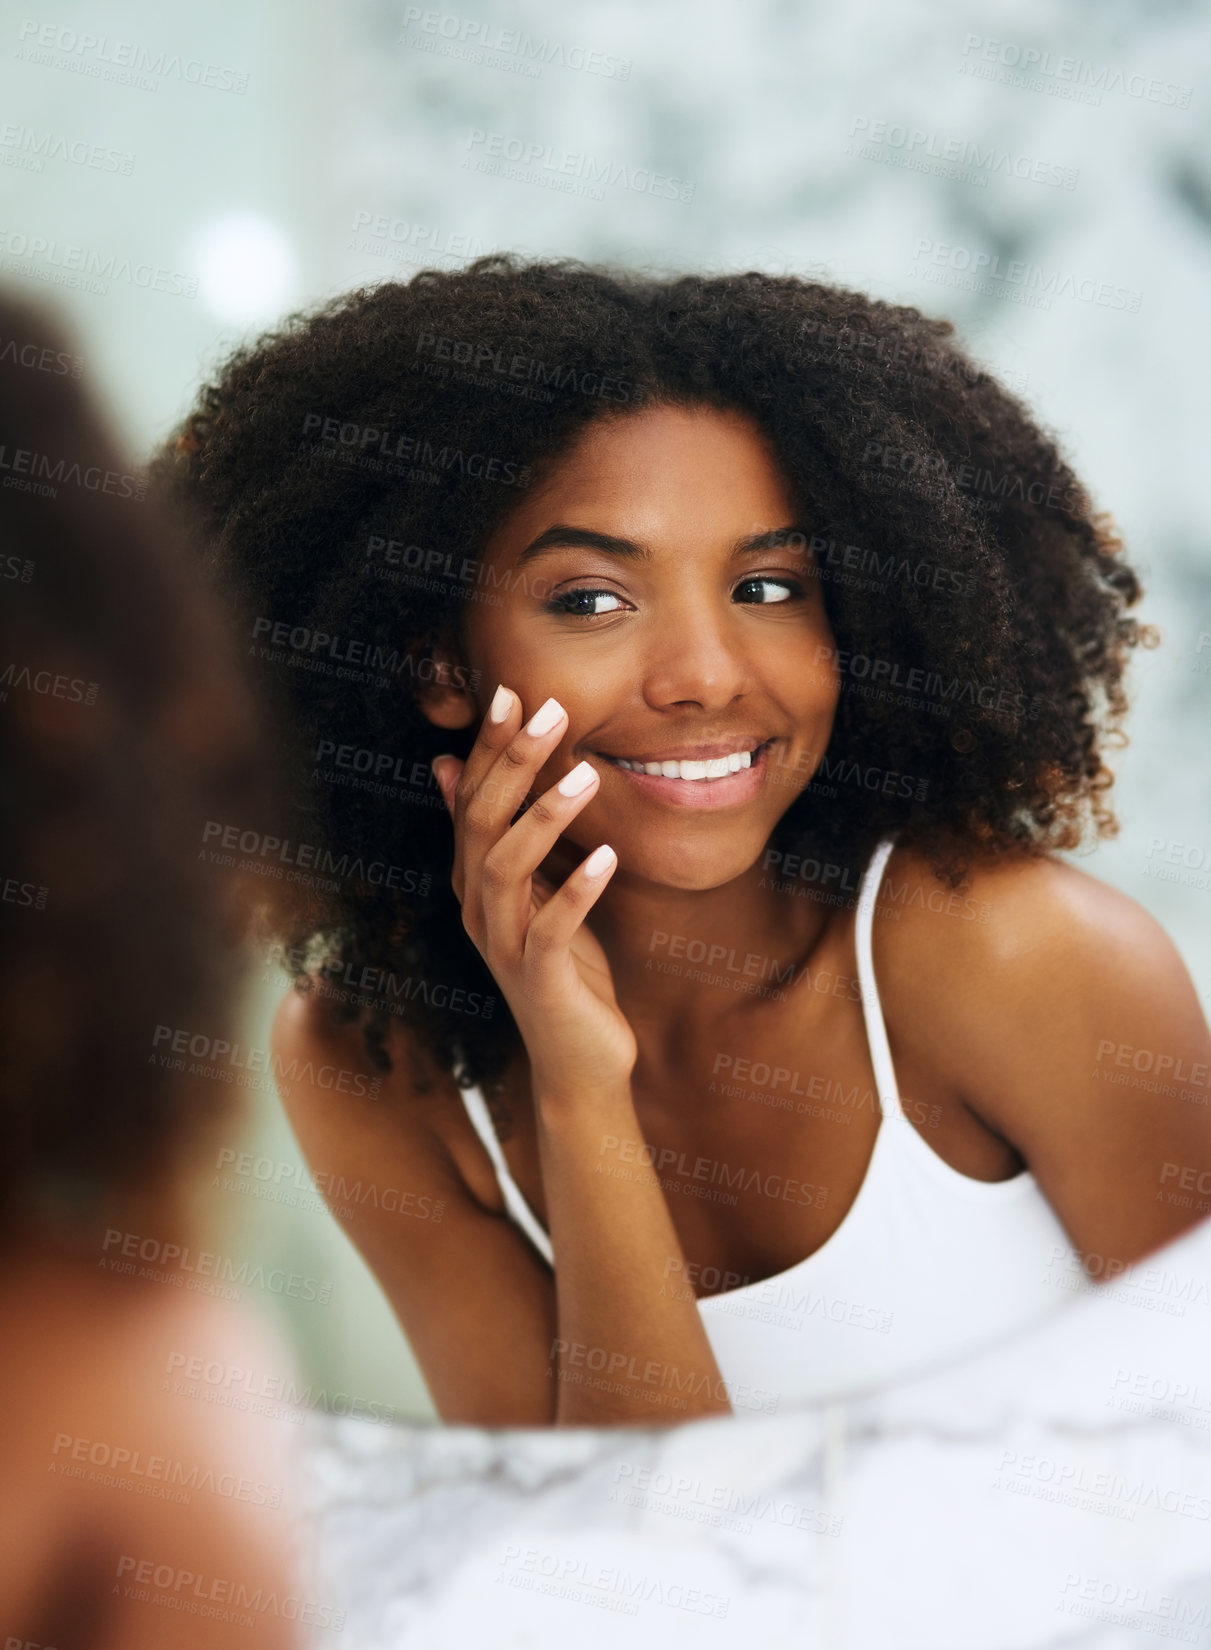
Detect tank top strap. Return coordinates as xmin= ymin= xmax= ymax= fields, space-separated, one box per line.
xmin=854 ymin=835 xmax=904 ymax=1121
xmin=454 ymin=1073 xmax=555 ymax=1269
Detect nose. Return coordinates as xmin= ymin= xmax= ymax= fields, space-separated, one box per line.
xmin=637 ymin=597 xmax=755 ymax=713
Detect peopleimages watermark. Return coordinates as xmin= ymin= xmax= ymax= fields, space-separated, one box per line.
xmin=913 ymin=238 xmax=1142 ymax=313
xmin=0 ymin=439 xmax=144 ymax=502
xmin=415 ymin=327 xmax=643 ymax=405
xmin=151 ymin=1022 xmax=382 ymax=1099
xmin=1107 ymin=1367 xmax=1211 ymax=1434
xmin=50 ymin=1432 xmax=281 ymax=1509
xmin=796 ymin=313 xmax=987 ymax=392
xmin=1044 ymin=1242 xmax=1210 ymax=1317
xmin=1 ymin=875 xmax=48 ymax=910
xmin=847 ymin=116 xmax=1078 ymax=190
xmin=549 ymin=1337 xmax=778 ymax=1415
xmin=1156 ymin=1159 xmax=1211 ymax=1218
xmin=1093 ymin=1036 xmax=1210 ymax=1102
xmin=401 ymin=9 xmax=631 ymax=79
xmin=993 ymin=1447 xmax=1210 ymax=1522
xmin=1 ymin=553 xmax=35 ymax=584
xmin=766 ymin=740 xmax=930 ymax=803
xmin=213 ymin=1145 xmax=445 ymax=1224
xmin=597 ymin=1130 xmax=829 ymax=1212
xmin=859 ymin=440 xmax=1083 ymax=517
xmin=16 ymin=20 xmax=249 ymax=94
xmin=113 ymin=1556 xmax=342 ymax=1632
xmin=348 ymin=208 xmax=488 ymax=271
xmin=799 ymin=532 xmax=974 ymax=599
xmin=249 ymin=609 xmax=483 ymax=694
xmin=958 ymin=34 xmax=1192 ymax=110
xmin=100 ymin=1228 xmax=334 ymax=1306
xmin=811 ymin=639 xmax=1054 ymax=724
xmin=199 ymin=817 xmax=432 ymax=899
xmin=1143 ymin=834 xmax=1211 ymax=895
xmin=165 ymin=1350 xmax=403 ymax=1426
xmin=609 ymin=1461 xmax=844 ymax=1538
xmin=0 ymin=661 xmax=98 ymax=705
xmin=463 ymin=129 xmax=694 ymax=203
xmin=0 ymin=121 xmax=135 ymax=175
xmin=362 ymin=535 xmax=582 ymax=609
xmin=311 ymin=732 xmax=454 ymax=809
xmin=311 ymin=956 xmax=497 ymax=1022
xmin=0 ymin=326 xmax=82 ymax=377
xmin=0 ymin=228 xmax=197 ymax=300
xmin=757 ymin=848 xmax=994 ymax=926
xmin=1057 ymin=1572 xmax=1210 ymax=1642
xmin=495 ymin=1544 xmax=727 ymax=1619
xmin=299 ymin=408 xmax=531 ymax=487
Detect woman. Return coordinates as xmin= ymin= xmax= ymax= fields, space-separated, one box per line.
xmin=153 ymin=255 xmax=1211 ymax=1428
xmin=0 ymin=290 xmax=301 ymax=1644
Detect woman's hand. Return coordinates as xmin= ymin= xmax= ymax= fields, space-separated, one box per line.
xmin=431 ymin=685 xmax=638 ymax=1101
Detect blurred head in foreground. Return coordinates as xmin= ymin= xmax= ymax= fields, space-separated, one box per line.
xmin=0 ymin=291 xmax=302 ymax=1649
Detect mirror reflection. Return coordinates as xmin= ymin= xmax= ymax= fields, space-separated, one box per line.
xmin=146 ymin=259 xmax=1211 ymax=1427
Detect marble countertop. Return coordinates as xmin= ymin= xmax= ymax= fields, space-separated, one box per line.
xmin=297 ymin=1214 xmax=1211 ymax=1648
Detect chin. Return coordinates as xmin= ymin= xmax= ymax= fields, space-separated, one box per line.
xmin=620 ymin=846 xmax=755 ymax=892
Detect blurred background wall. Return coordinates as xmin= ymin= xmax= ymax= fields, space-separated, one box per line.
xmin=4 ymin=0 xmax=1209 ymax=1422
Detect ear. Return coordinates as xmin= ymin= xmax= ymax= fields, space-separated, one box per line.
xmin=414 ymin=639 xmax=480 ymax=732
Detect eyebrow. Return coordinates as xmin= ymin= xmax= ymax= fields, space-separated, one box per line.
xmin=515 ymin=523 xmax=813 ymax=567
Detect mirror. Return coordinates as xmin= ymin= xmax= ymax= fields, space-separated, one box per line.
xmin=4 ymin=6 xmax=1210 ymax=1640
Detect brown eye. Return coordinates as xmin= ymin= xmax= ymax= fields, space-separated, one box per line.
xmin=735 ymin=576 xmax=804 ymax=604
xmin=542 ymin=588 xmax=627 ymax=618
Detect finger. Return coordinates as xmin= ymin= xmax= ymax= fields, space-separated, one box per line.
xmin=522 ymin=842 xmax=618 ymax=981
xmin=479 ymin=757 xmax=602 ymax=965
xmin=431 ymin=679 xmax=523 ymax=904
xmin=459 ymin=693 xmax=569 ymax=930
xmin=432 ymin=755 xmax=462 ymax=811
xmin=454 ymin=681 xmax=524 ymax=811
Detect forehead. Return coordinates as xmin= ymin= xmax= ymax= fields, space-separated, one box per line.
xmin=487 ymin=402 xmax=798 ymax=548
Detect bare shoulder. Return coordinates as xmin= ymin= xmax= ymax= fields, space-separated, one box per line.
xmin=871 ymin=837 xmax=1211 ymax=1163
xmin=863 ymin=838 xmax=1211 ymax=1263
xmin=269 ymin=980 xmax=505 ymax=1213
xmin=271 ymin=981 xmax=445 ymax=1119
xmin=875 ymin=837 xmax=1181 ymax=986
xmin=268 ymin=981 xmax=558 ymax=1425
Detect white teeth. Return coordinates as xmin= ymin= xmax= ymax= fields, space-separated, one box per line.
xmin=612 ymin=745 xmax=763 ymax=780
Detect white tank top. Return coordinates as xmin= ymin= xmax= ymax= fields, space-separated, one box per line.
xmin=456 ymin=835 xmax=1090 ymax=1405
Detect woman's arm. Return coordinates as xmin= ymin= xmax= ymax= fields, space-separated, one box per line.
xmin=532 ymin=1075 xmax=733 ymax=1425
xmin=273 ymin=992 xmax=731 ymax=1426
xmin=878 ymin=845 xmax=1211 ymax=1270
xmin=272 ymin=989 xmax=560 ymax=1425
xmin=429 ymin=687 xmax=733 ymax=1426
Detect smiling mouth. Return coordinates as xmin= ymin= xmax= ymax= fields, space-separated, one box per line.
xmin=599 ymin=739 xmax=776 ymax=783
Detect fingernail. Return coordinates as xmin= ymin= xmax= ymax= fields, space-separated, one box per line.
xmin=582 ymin=844 xmax=616 ymax=878
xmin=431 ymin=754 xmax=454 ymax=785
xmin=525 ymin=696 xmax=565 ymax=738
xmin=488 ymin=684 xmax=512 ymax=724
xmin=557 ymin=760 xmax=597 ymax=797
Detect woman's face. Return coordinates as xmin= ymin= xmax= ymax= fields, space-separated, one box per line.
xmin=439 ymin=401 xmax=840 ymax=891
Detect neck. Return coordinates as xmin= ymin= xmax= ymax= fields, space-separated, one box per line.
xmin=538 ymin=841 xmax=834 ymax=1066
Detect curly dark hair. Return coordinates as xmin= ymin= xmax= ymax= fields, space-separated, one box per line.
xmin=0 ymin=290 xmax=277 ymax=1246
xmin=149 ymin=253 xmax=1156 ymax=1097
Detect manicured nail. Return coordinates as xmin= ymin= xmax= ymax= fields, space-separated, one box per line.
xmin=582 ymin=844 xmax=616 ymax=878
xmin=488 ymin=684 xmax=512 ymax=723
xmin=525 ymin=696 xmax=565 ymax=738
xmin=430 ymin=754 xmax=454 ymax=785
xmin=557 ymin=760 xmax=597 ymax=797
